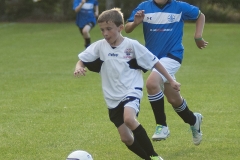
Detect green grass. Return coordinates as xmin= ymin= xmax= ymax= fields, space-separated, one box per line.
xmin=0 ymin=22 xmax=240 ymax=160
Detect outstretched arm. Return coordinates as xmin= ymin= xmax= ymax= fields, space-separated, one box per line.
xmin=74 ymin=60 xmax=87 ymax=77
xmin=154 ymin=62 xmax=181 ymax=92
xmin=194 ymin=12 xmax=208 ymax=49
xmin=125 ymin=10 xmax=145 ymax=33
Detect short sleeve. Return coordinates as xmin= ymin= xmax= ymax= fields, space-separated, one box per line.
xmin=179 ymin=1 xmax=200 ymax=20
xmin=131 ymin=40 xmax=159 ymax=71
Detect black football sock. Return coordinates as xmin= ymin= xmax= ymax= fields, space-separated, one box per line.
xmin=132 ymin=124 xmax=158 ymax=159
xmin=126 ymin=139 xmax=148 ymax=159
xmin=148 ymin=91 xmax=167 ymax=126
xmin=84 ymin=38 xmax=91 ymax=48
xmin=173 ymin=99 xmax=196 ymax=126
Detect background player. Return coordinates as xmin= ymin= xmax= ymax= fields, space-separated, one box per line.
xmin=73 ymin=0 xmax=99 ymax=48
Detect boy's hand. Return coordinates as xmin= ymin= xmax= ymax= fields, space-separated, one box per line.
xmin=134 ymin=10 xmax=145 ymax=25
xmin=195 ymin=37 xmax=208 ymax=49
xmin=170 ymin=81 xmax=181 ymax=92
xmin=74 ymin=67 xmax=87 ymax=77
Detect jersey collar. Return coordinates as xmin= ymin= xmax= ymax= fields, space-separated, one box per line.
xmin=153 ymin=0 xmax=172 ymax=9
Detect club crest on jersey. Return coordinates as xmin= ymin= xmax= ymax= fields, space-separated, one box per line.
xmin=168 ymin=14 xmax=176 ymax=22
xmin=124 ymin=48 xmax=133 ymax=59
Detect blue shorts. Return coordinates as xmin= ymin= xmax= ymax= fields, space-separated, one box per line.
xmin=79 ymin=22 xmax=95 ymax=34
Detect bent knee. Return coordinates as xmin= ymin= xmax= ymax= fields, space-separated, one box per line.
xmin=82 ymin=29 xmax=88 ymax=34
xmin=124 ymin=117 xmax=135 ymax=127
xmin=146 ymin=80 xmax=160 ymax=91
xmin=167 ymin=97 xmax=182 ymax=107
xmin=121 ymin=137 xmax=133 ymax=145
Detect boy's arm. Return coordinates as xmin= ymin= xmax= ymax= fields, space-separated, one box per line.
xmin=74 ymin=60 xmax=87 ymax=77
xmin=94 ymin=5 xmax=99 ymax=17
xmin=74 ymin=0 xmax=86 ymax=13
xmin=194 ymin=12 xmax=208 ymax=49
xmin=154 ymin=62 xmax=181 ymax=91
xmin=125 ymin=10 xmax=145 ymax=33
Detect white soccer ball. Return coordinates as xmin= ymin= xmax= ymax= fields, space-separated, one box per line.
xmin=66 ymin=150 xmax=93 ymax=160
xmin=33 ymin=0 xmax=40 ymax=2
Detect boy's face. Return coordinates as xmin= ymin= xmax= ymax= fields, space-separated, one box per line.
xmin=98 ymin=21 xmax=123 ymax=46
xmin=154 ymin=0 xmax=168 ymax=5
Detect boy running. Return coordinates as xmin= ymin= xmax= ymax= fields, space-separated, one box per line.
xmin=125 ymin=0 xmax=208 ymax=145
xmin=74 ymin=8 xmax=180 ymax=160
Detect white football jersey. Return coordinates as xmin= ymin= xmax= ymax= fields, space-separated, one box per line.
xmin=78 ymin=37 xmax=158 ymax=109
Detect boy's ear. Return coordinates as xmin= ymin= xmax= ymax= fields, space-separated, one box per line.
xmin=119 ymin=24 xmax=124 ymax=32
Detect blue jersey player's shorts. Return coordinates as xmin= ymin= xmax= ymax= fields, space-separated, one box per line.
xmin=108 ymin=96 xmax=140 ymax=128
xmin=79 ymin=22 xmax=95 ymax=35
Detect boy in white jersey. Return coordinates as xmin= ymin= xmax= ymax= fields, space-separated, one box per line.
xmin=125 ymin=0 xmax=208 ymax=145
xmin=74 ymin=8 xmax=180 ymax=160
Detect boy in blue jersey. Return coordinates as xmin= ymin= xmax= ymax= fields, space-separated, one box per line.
xmin=125 ymin=0 xmax=208 ymax=145
xmin=74 ymin=8 xmax=182 ymax=160
xmin=73 ymin=0 xmax=99 ymax=48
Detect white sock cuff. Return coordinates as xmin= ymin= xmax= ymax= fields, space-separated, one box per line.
xmin=174 ymin=99 xmax=187 ymax=112
xmin=148 ymin=91 xmax=164 ymax=102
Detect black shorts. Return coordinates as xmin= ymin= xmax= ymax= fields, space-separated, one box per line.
xmin=79 ymin=22 xmax=95 ymax=34
xmin=108 ymin=96 xmax=140 ymax=128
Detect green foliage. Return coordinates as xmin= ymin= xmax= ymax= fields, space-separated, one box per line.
xmin=207 ymin=0 xmax=240 ymax=9
xmin=2 ymin=0 xmax=74 ymax=21
xmin=1 ymin=22 xmax=240 ymax=160
xmin=184 ymin=0 xmax=240 ymax=23
xmin=185 ymin=0 xmax=240 ymax=9
xmin=203 ymin=3 xmax=240 ymax=23
xmin=4 ymin=0 xmax=34 ymax=20
xmin=1 ymin=0 xmax=240 ymax=22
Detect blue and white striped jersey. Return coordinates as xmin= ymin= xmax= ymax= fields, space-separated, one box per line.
xmin=73 ymin=0 xmax=98 ymax=28
xmin=78 ymin=37 xmax=159 ymax=109
xmin=127 ymin=0 xmax=200 ymax=61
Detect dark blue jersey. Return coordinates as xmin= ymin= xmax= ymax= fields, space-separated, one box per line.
xmin=73 ymin=0 xmax=98 ymax=28
xmin=127 ymin=0 xmax=200 ymax=61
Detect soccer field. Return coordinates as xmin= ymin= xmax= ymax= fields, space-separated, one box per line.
xmin=0 ymin=22 xmax=240 ymax=160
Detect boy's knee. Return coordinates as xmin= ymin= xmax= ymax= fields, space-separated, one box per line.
xmin=146 ymin=80 xmax=158 ymax=90
xmin=121 ymin=136 xmax=133 ymax=145
xmin=124 ymin=117 xmax=139 ymax=131
xmin=167 ymin=97 xmax=183 ymax=107
xmin=82 ymin=29 xmax=88 ymax=34
xmin=124 ymin=117 xmax=134 ymax=127
xmin=82 ymin=30 xmax=89 ymax=36
xmin=146 ymin=80 xmax=162 ymax=95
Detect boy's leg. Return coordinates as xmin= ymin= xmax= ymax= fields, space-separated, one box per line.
xmin=146 ymin=71 xmax=169 ymax=141
xmin=164 ymin=84 xmax=203 ymax=145
xmin=81 ymin=25 xmax=91 ymax=48
xmin=124 ymin=107 xmax=158 ymax=160
xmin=109 ymin=99 xmax=150 ymax=159
xmin=123 ymin=104 xmax=160 ymax=159
xmin=132 ymin=124 xmax=159 ymax=159
xmin=79 ymin=23 xmax=93 ymax=48
xmin=117 ymin=124 xmax=149 ymax=159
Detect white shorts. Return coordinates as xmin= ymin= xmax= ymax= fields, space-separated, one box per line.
xmin=124 ymin=98 xmax=140 ymax=114
xmin=152 ymin=57 xmax=181 ymax=83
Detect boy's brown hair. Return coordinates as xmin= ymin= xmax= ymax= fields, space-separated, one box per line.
xmin=97 ymin=8 xmax=124 ymax=27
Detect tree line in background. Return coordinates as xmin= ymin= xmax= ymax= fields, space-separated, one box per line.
xmin=0 ymin=0 xmax=239 ymax=23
